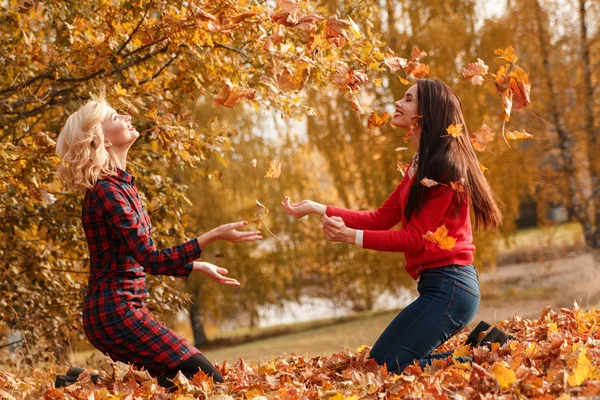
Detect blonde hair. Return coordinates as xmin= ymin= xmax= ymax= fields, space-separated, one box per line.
xmin=56 ymin=99 xmax=115 ymax=191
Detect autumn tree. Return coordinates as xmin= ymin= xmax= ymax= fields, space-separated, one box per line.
xmin=0 ymin=0 xmax=411 ymax=360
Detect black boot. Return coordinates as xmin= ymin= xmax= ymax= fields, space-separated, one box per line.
xmin=55 ymin=366 xmax=105 ymax=388
xmin=465 ymin=321 xmax=491 ymax=347
xmin=480 ymin=327 xmax=510 ymax=348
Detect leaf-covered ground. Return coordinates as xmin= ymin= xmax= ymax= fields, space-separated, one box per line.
xmin=3 ymin=305 xmax=600 ymax=399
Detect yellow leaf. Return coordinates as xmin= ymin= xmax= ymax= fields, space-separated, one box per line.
xmin=265 ymin=159 xmax=282 ymax=179
xmin=494 ymin=46 xmax=519 ymax=64
xmin=399 ymin=76 xmax=410 ymax=85
xmin=505 ymin=130 xmax=533 ymax=140
xmin=347 ymin=16 xmax=361 ymax=39
xmin=446 ymin=123 xmax=463 ymax=138
xmin=568 ymin=348 xmax=593 ymax=387
xmin=355 ymin=345 xmax=368 ymax=354
xmin=491 ymin=361 xmax=516 ymax=390
xmin=452 ymin=344 xmax=471 ymax=358
xmin=422 ymin=225 xmax=457 ymax=251
xmin=115 ymin=82 xmax=127 ymax=96
xmin=373 ymin=78 xmax=382 ymax=87
xmin=329 ymin=394 xmax=358 ymax=400
xmin=479 ymin=163 xmax=488 ymax=173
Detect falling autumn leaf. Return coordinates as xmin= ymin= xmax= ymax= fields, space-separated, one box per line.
xmin=461 ymin=58 xmax=489 ymax=86
xmin=324 ymin=15 xmax=351 ymax=47
xmin=253 ymin=200 xmax=286 ymax=243
xmin=505 ymin=130 xmax=533 ymax=140
xmin=254 ymin=199 xmax=268 ymax=225
xmin=397 ymin=161 xmax=407 ymax=177
xmin=347 ymin=92 xmax=364 ymax=114
xmin=330 ymin=65 xmax=369 ymax=92
xmin=509 ymin=66 xmax=532 ymax=111
xmin=494 ymin=45 xmax=519 ymax=64
xmin=450 ymin=179 xmax=465 ymax=193
xmin=422 ymin=225 xmax=456 ymax=250
xmin=214 ymin=78 xmax=256 ymax=108
xmin=421 ymin=177 xmax=443 ymax=187
xmin=411 ymin=46 xmax=427 ymax=61
xmin=480 ymin=163 xmax=488 ymax=173
xmin=471 ymin=124 xmax=494 ymax=152
xmin=367 ymin=111 xmax=389 ymax=129
xmin=347 ymin=16 xmax=361 ymax=39
xmin=265 ymin=159 xmax=282 ymax=178
xmin=262 ymin=58 xmax=312 ymax=94
xmin=446 ymin=123 xmax=463 ymax=138
xmin=383 ymin=49 xmax=408 ymax=73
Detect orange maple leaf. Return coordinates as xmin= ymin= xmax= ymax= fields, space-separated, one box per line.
xmin=450 ymin=179 xmax=465 ymax=193
xmin=214 ymin=78 xmax=256 ymax=108
xmin=494 ymin=46 xmax=519 ymax=64
xmin=471 ymin=123 xmax=494 ymax=152
xmin=367 ymin=111 xmax=389 ymax=129
xmin=509 ymin=66 xmax=531 ymax=111
xmin=330 ymin=66 xmax=369 ymax=92
xmin=422 ymin=225 xmax=457 ymax=250
xmin=461 ymin=58 xmax=489 ymax=86
xmin=324 ymin=15 xmax=351 ymax=47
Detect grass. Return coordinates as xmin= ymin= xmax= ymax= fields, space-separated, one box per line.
xmin=496 ymin=222 xmax=585 ymax=264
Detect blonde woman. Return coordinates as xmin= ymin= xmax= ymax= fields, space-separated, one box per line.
xmin=56 ymin=99 xmax=262 ymax=388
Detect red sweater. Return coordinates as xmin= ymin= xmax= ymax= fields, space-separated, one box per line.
xmin=326 ymin=168 xmax=474 ymax=280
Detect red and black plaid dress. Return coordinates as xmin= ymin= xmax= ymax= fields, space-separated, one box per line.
xmin=81 ymin=168 xmax=201 ymax=375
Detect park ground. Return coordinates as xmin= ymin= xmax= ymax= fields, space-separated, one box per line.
xmin=67 ymin=222 xmax=600 ymax=368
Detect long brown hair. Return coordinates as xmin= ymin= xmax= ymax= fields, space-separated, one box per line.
xmin=404 ymin=79 xmax=502 ymax=231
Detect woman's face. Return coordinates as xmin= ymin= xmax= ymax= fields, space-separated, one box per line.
xmin=101 ymin=106 xmax=138 ymax=149
xmin=392 ymin=84 xmax=421 ymax=149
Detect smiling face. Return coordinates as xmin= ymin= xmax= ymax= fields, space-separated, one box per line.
xmin=392 ymin=84 xmax=421 ymax=150
xmin=101 ymin=107 xmax=139 ymax=149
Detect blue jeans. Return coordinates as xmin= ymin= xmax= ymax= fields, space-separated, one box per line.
xmin=370 ymin=265 xmax=480 ymax=373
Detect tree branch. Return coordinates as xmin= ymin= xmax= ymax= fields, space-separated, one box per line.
xmin=115 ymin=0 xmax=154 ymax=56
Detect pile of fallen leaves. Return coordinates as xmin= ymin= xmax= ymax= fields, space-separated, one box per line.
xmin=3 ymin=305 xmax=600 ymax=399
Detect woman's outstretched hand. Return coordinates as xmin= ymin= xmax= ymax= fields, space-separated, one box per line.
xmin=321 ymin=214 xmax=355 ymax=244
xmin=193 ymin=262 xmax=240 ymax=286
xmin=281 ymin=196 xmax=326 ymax=219
xmin=213 ymin=221 xmax=262 ymax=243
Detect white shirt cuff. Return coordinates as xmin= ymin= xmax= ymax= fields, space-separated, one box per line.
xmin=355 ymin=230 xmax=364 ymax=248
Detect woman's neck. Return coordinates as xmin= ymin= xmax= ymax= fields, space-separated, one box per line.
xmin=109 ymin=149 xmax=128 ymax=171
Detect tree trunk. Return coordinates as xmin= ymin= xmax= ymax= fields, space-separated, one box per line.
xmin=534 ymin=0 xmax=594 ymax=242
xmin=578 ymin=0 xmax=600 ymax=250
xmin=189 ymin=300 xmax=208 ymax=348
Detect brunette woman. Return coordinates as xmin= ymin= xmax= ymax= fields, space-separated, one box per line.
xmin=282 ymin=79 xmax=502 ymax=373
